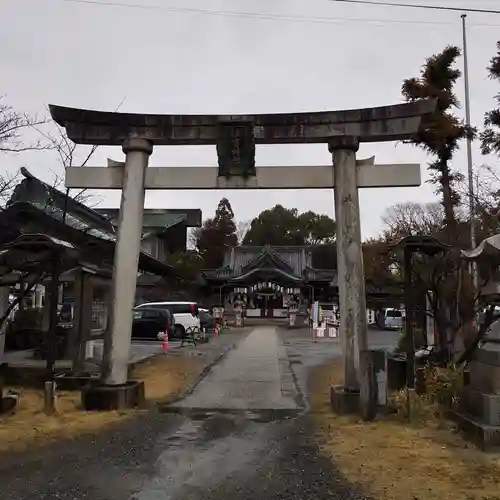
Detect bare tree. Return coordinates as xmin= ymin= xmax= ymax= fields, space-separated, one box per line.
xmin=31 ymin=96 xmax=127 ymax=207
xmin=454 ymin=164 xmax=500 ymax=242
xmin=0 ymin=96 xmax=50 ymax=154
xmin=381 ymin=202 xmax=445 ymax=239
xmin=0 ymin=97 xmax=52 ymax=208
xmin=0 ymin=172 xmax=20 ymax=209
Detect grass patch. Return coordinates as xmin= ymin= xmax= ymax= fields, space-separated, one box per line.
xmin=0 ymin=354 xmax=205 ymax=453
xmin=310 ymin=360 xmax=500 ymax=500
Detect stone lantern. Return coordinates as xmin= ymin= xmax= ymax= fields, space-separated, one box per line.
xmin=457 ymin=234 xmax=500 ymax=451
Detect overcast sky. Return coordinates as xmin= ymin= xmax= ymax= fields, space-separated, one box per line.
xmin=2 ymin=0 xmax=500 ymax=239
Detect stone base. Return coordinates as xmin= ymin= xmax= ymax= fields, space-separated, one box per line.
xmin=453 ymin=410 xmax=500 ymax=452
xmin=55 ymin=371 xmax=100 ymax=391
xmin=469 ymin=361 xmax=500 ymax=394
xmin=330 ymin=385 xmax=360 ymax=415
xmin=460 ymin=386 xmax=500 ymax=426
xmin=81 ymin=380 xmax=145 ymax=411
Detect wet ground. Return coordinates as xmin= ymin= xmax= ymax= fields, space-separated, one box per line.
xmin=0 ymin=326 xmax=399 ymax=500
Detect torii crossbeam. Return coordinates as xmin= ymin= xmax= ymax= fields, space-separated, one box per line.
xmin=65 ymin=162 xmax=421 ymax=190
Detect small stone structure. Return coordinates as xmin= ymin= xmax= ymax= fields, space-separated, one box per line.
xmin=458 ymin=234 xmax=500 ymax=451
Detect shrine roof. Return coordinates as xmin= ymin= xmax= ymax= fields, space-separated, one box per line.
xmin=2 ymin=169 xmax=172 ymax=277
xmin=201 ymin=245 xmax=336 ymax=284
xmin=9 ymin=167 xmax=116 ymax=239
xmin=95 ymin=208 xmax=202 ymax=229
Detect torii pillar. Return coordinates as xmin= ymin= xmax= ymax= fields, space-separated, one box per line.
xmin=329 ymin=136 xmax=367 ymax=393
xmin=100 ymin=137 xmax=153 ymax=386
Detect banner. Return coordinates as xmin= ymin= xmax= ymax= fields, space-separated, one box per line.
xmin=312 ymin=301 xmax=320 ymax=327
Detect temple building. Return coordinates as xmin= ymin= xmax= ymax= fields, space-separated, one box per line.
xmin=201 ymin=245 xmax=336 ymax=318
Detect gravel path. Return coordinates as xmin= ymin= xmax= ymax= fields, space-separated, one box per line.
xmin=0 ymin=326 xmax=369 ymax=500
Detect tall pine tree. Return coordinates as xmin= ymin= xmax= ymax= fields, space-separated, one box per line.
xmin=195 ymin=198 xmax=238 ymax=268
xmin=402 ymin=46 xmax=470 ymax=241
xmin=481 ymin=41 xmax=500 ymax=156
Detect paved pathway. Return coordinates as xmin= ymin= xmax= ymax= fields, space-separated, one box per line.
xmin=173 ymin=326 xmax=298 ymax=410
xmin=0 ymin=326 xmax=367 ymax=500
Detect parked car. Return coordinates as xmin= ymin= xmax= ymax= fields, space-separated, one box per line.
xmin=133 ymin=301 xmax=200 ymax=338
xmin=376 ymin=308 xmax=404 ymax=330
xmin=132 ymin=307 xmax=175 ymax=340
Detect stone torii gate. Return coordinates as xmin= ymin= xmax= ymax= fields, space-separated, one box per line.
xmin=49 ymin=99 xmax=435 ymax=411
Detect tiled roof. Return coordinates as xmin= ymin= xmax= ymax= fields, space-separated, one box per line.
xmin=203 ymin=245 xmax=336 ymax=283
xmin=224 ymin=245 xmax=312 ymax=276
xmin=95 ymin=208 xmax=202 ymax=228
xmin=4 ymin=169 xmax=172 ymax=276
xmin=9 ymin=168 xmax=116 ymax=240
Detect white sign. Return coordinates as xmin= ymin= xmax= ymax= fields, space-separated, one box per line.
xmin=213 ymin=307 xmax=224 ymax=319
xmin=251 ymin=282 xmax=284 ymax=292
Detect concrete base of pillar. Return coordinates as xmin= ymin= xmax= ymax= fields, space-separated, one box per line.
xmin=55 ymin=371 xmax=100 ymax=391
xmin=81 ymin=380 xmax=145 ymax=411
xmin=452 ymin=410 xmax=500 ymax=452
xmin=330 ymin=385 xmax=360 ymax=415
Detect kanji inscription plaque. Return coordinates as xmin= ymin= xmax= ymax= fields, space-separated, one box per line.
xmin=216 ymin=123 xmax=256 ymax=178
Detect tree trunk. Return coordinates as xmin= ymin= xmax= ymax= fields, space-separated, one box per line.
xmin=440 ymin=161 xmax=457 ymax=242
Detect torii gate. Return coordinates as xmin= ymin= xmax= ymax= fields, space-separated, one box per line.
xmin=49 ymin=99 xmax=435 ymax=412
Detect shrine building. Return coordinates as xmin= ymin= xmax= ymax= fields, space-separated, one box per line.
xmin=200 ymin=245 xmax=336 ymax=318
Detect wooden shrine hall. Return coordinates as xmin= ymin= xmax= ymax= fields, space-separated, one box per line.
xmin=201 ymin=245 xmax=336 ymax=318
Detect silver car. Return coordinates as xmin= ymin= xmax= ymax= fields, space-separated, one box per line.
xmin=379 ymin=308 xmax=404 ymax=330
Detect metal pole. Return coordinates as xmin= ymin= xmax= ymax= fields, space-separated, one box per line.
xmin=462 ymin=13 xmax=478 ymax=290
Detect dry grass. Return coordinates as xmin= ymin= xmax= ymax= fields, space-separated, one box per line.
xmin=131 ymin=353 xmax=205 ymax=403
xmin=0 ymin=354 xmax=205 ymax=453
xmin=310 ymin=361 xmax=500 ymax=500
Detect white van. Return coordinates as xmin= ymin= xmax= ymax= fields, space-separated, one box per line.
xmin=133 ymin=301 xmax=200 ymax=338
xmin=376 ymin=308 xmax=404 ymax=330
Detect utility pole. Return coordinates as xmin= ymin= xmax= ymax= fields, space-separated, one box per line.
xmin=461 ymin=13 xmax=478 ymax=290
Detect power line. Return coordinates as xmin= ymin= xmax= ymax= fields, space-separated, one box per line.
xmin=332 ymin=0 xmax=500 ymax=15
xmin=47 ymin=0 xmax=500 ymax=28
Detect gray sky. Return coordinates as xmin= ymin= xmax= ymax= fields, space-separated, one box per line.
xmin=2 ymin=0 xmax=500 ymax=239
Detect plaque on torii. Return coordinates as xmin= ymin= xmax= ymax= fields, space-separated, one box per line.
xmin=216 ymin=122 xmax=256 ymax=178
xmin=48 ymin=99 xmax=436 ymax=417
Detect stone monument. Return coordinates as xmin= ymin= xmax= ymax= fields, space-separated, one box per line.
xmin=457 ymin=234 xmax=500 ymax=451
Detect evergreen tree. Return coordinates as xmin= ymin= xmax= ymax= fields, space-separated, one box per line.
xmin=195 ymin=198 xmax=238 ymax=268
xmin=402 ymin=46 xmax=470 ymax=241
xmin=481 ymin=41 xmax=500 ymax=156
xmin=243 ymin=205 xmax=335 ymax=246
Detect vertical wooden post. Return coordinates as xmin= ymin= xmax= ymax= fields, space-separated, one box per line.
xmin=404 ymin=247 xmax=416 ymax=420
xmin=0 ymin=288 xmax=10 ymax=359
xmin=46 ymin=251 xmax=61 ymax=382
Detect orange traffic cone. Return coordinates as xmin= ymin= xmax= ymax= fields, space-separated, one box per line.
xmin=161 ymin=332 xmax=169 ymax=352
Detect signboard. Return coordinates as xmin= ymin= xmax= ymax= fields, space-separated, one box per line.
xmin=216 ymin=123 xmax=256 ymax=178
xmin=426 ymin=292 xmax=435 ymax=347
xmin=312 ymin=301 xmax=320 ymax=326
xmin=213 ymin=307 xmax=224 ymax=319
xmin=250 ymin=282 xmax=283 ymax=292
